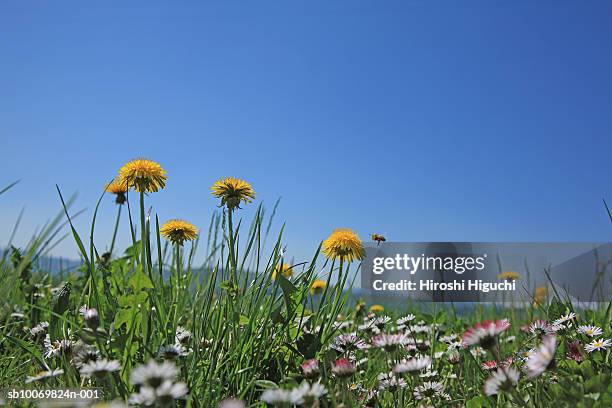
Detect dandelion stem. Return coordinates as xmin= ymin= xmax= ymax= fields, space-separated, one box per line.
xmin=227 ymin=209 xmax=237 ymax=282
xmin=109 ymin=204 xmax=122 ymax=256
xmin=139 ymin=192 xmax=147 ymax=276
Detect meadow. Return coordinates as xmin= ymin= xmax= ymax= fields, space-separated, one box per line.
xmin=0 ymin=159 xmax=610 ymax=407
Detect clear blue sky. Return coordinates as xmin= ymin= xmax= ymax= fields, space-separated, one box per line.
xmin=1 ymin=1 xmax=612 ymax=264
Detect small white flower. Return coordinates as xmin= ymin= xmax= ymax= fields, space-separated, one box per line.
xmin=393 ymin=356 xmax=432 ymax=374
xmin=72 ymin=342 xmax=100 ymax=368
xmin=79 ymin=359 xmax=121 ymax=378
xmin=553 ymin=312 xmax=576 ymax=326
xmin=79 ymin=305 xmax=99 ymax=327
xmin=43 ymin=335 xmax=73 ymax=358
xmin=175 ymin=326 xmax=192 ymax=345
xmin=470 ymin=347 xmax=487 ymax=358
xmin=585 ymin=338 xmax=611 ymax=353
xmin=371 ymin=333 xmax=409 ymax=351
xmin=129 ymin=386 xmax=156 ymax=406
xmin=577 ymin=325 xmax=603 ymax=338
xmin=484 ymin=367 xmax=520 ymax=396
xmin=330 ymin=333 xmax=369 ymax=353
xmin=155 ymin=380 xmax=188 ymax=403
xmin=413 ymin=381 xmax=445 ymax=400
xmin=219 ymin=398 xmax=246 ymax=408
xmin=260 ymin=388 xmax=292 ymax=405
xmin=378 ymin=372 xmax=407 ymax=391
xmin=157 ymin=343 xmax=188 ymax=359
xmin=462 ymin=320 xmax=510 ymax=348
xmin=25 ymin=368 xmax=64 ymax=383
xmin=528 ymin=320 xmax=555 ymax=337
xmin=289 ymin=381 xmax=327 ymax=405
xmin=525 ymin=336 xmax=556 ymax=378
xmin=29 ymin=321 xmax=49 ymax=338
xmin=419 ymin=370 xmax=439 ymax=379
xmin=130 ymin=360 xmax=179 ymax=387
xmin=439 ymin=333 xmax=459 ymax=344
xmin=396 ymin=314 xmax=416 ymax=325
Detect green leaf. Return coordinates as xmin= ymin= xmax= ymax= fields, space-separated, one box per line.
xmin=276 ymin=272 xmax=298 ymax=315
xmin=128 ymin=268 xmax=153 ymax=292
xmin=466 ymin=396 xmax=490 ymax=408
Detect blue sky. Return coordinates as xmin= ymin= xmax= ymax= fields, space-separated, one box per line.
xmin=1 ymin=1 xmax=612 ymax=264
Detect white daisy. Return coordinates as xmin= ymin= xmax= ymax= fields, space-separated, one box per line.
xmin=72 ymin=342 xmax=100 ymax=368
xmin=413 ymin=381 xmax=445 ymax=400
xmin=470 ymin=347 xmax=487 ymax=358
xmin=378 ymin=372 xmax=407 ymax=391
xmin=397 ymin=314 xmax=416 ymax=325
xmin=462 ymin=320 xmax=510 ymax=349
xmin=175 ymin=326 xmax=192 ymax=345
xmin=130 ymin=360 xmax=179 ymax=387
xmin=484 ymin=367 xmax=520 ymax=396
xmin=528 ymin=320 xmax=555 ymax=337
xmin=219 ymin=398 xmax=246 ymax=408
xmin=585 ymin=338 xmax=611 ymax=353
xmin=43 ymin=335 xmax=74 ymax=358
xmin=157 ymin=343 xmax=188 ymax=360
xmin=371 ymin=333 xmax=409 ymax=352
xmin=330 ymin=333 xmax=369 ymax=353
xmin=419 ymin=370 xmax=439 ymax=379
xmin=25 ymin=368 xmax=64 ymax=383
xmin=553 ymin=312 xmax=576 ymax=326
xmin=29 ymin=321 xmax=49 ymax=338
xmin=155 ymin=380 xmax=188 ymax=404
xmin=577 ymin=325 xmax=603 ymax=338
xmin=525 ymin=336 xmax=556 ymax=378
xmin=393 ymin=356 xmax=432 ymax=374
xmin=260 ymin=388 xmax=292 ymax=405
xmin=289 ymin=381 xmax=327 ymax=405
xmin=128 ymin=386 xmax=156 ymax=406
xmin=79 ymin=305 xmax=99 ymax=328
xmin=79 ymin=359 xmax=121 ymax=378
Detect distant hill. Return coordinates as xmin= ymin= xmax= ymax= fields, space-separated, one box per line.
xmin=1 ymin=248 xmax=82 ymax=275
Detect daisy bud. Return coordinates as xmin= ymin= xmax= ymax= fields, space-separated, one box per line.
xmin=448 ymin=349 xmax=461 ymax=365
xmin=80 ymin=306 xmax=99 ymax=330
xmin=332 ymin=358 xmax=356 ymax=379
xmin=300 ymin=359 xmax=320 ymax=379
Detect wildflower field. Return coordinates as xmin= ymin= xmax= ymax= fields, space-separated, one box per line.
xmin=0 ymin=160 xmax=611 ymax=408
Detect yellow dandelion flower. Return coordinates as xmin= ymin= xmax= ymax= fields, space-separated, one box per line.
xmin=160 ymin=219 xmax=198 ymax=245
xmin=497 ymin=271 xmax=520 ymax=281
xmin=118 ymin=159 xmax=167 ymax=193
xmin=310 ymin=279 xmax=327 ymax=295
xmin=533 ymin=285 xmax=548 ymax=306
xmin=369 ymin=304 xmax=385 ymax=313
xmin=272 ymin=263 xmax=293 ymax=280
xmin=211 ymin=177 xmax=255 ymax=210
xmin=105 ymin=179 xmax=128 ymax=204
xmin=322 ymin=228 xmax=365 ymax=262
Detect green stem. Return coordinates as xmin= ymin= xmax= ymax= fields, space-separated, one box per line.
xmin=109 ymin=204 xmax=122 ymax=256
xmin=227 ymin=209 xmax=237 ymax=281
xmin=139 ymin=192 xmax=147 ymax=276
xmin=173 ymin=242 xmax=182 ymax=331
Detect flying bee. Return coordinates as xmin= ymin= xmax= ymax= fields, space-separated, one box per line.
xmin=371 ymin=233 xmax=386 ymax=246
